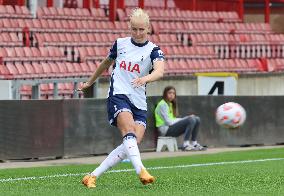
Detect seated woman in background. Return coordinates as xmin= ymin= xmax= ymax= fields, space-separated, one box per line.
xmin=154 ymin=86 xmax=206 ymax=151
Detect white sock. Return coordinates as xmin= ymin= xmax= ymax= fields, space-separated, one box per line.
xmin=183 ymin=140 xmax=190 ymax=147
xmin=123 ymin=132 xmax=144 ymax=174
xmin=191 ymin=141 xmax=197 ymax=146
xmin=91 ymin=143 xmax=127 ymax=177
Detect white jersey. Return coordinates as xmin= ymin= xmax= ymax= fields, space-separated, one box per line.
xmin=107 ymin=37 xmax=165 ymax=110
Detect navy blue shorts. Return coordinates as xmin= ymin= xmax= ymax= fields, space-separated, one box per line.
xmin=107 ymin=94 xmax=147 ymax=128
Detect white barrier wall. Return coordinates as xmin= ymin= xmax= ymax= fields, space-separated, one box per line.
xmin=237 ymin=73 xmax=284 ymax=95
xmin=196 ymin=73 xmax=238 ymax=95
xmin=0 ymin=80 xmax=12 ymax=100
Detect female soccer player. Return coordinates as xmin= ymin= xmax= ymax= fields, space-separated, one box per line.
xmin=154 ymin=86 xmax=206 ymax=151
xmin=79 ymin=8 xmax=165 ymax=188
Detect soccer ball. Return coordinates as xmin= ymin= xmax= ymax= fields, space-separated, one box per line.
xmin=215 ymin=102 xmax=246 ymax=129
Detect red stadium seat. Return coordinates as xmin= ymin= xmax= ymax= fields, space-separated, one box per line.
xmin=15 ymin=62 xmax=29 ymax=78
xmin=41 ymin=62 xmax=54 ymax=77
xmin=6 ymin=62 xmax=19 ymax=78
xmin=116 ymin=8 xmax=126 ymax=21
xmin=23 ymin=62 xmax=38 ymax=77
xmin=80 ymin=62 xmax=91 ymax=75
xmin=65 ymin=62 xmax=78 ymax=76
xmin=31 ymin=62 xmax=46 ymax=77
xmin=86 ymin=61 xmax=97 ymax=72
xmin=15 ymin=6 xmax=33 ymax=18
xmin=54 ymin=62 xmax=68 ymax=77
xmin=0 ymin=64 xmax=13 ymax=79
xmin=6 ymin=5 xmax=15 ymax=17
xmin=42 ymin=7 xmax=53 ymax=18
xmin=20 ymin=85 xmax=32 ymax=97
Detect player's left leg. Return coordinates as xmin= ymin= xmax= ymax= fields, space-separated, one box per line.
xmin=134 ymin=123 xmax=155 ymax=185
xmin=117 ymin=112 xmax=155 ymax=185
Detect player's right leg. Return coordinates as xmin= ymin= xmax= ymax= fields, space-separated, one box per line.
xmin=134 ymin=123 xmax=155 ymax=185
xmin=117 ymin=112 xmax=155 ymax=185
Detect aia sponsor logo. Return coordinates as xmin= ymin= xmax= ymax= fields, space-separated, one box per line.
xmin=120 ymin=61 xmax=140 ymax=73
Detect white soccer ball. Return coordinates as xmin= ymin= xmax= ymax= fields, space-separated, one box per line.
xmin=216 ymin=102 xmax=246 ymax=129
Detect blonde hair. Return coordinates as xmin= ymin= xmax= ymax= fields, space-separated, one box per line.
xmin=129 ymin=8 xmax=150 ymax=26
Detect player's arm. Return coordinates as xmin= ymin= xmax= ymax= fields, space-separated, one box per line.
xmin=132 ymin=60 xmax=164 ymax=87
xmin=78 ymin=58 xmax=114 ymax=91
xmin=86 ymin=57 xmax=113 ymax=85
xmin=78 ymin=57 xmax=114 ymax=91
xmin=146 ymin=60 xmax=164 ymax=82
xmin=78 ymin=40 xmax=117 ymax=91
xmin=132 ymin=47 xmax=165 ymax=87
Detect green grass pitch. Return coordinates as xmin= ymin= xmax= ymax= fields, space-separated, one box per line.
xmin=0 ymin=147 xmax=284 ymax=196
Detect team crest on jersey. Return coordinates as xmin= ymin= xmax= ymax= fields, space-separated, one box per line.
xmin=158 ymin=50 xmax=164 ymax=57
xmin=120 ymin=61 xmax=140 ymax=73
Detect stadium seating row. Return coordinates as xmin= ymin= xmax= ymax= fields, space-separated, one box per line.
xmin=161 ymin=46 xmax=217 ymax=59
xmin=76 ymin=47 xmax=109 ymax=62
xmin=36 ymin=33 xmax=115 ymax=47
xmin=0 ymin=18 xmax=129 ymax=33
xmin=0 ymin=5 xmax=32 ymax=19
xmin=152 ymin=21 xmax=271 ymax=34
xmin=37 ymin=7 xmax=108 ymax=21
xmin=0 ymin=47 xmax=65 ymax=62
xmin=0 ymin=32 xmax=22 ymax=47
xmin=267 ymin=58 xmax=284 ymax=72
xmin=165 ymin=59 xmax=264 ymax=75
xmin=214 ymin=45 xmax=284 ymax=59
xmin=3 ymin=4 xmax=239 ymax=23
xmin=0 ymin=61 xmax=97 ymax=79
xmin=120 ymin=0 xmax=176 ymax=8
xmin=0 ymin=18 xmax=22 ymax=32
xmin=2 ymin=57 xmax=272 ymax=80
xmin=189 ymin=33 xmax=284 ymax=46
xmin=20 ymin=83 xmax=80 ymax=99
xmin=35 ymin=33 xmax=180 ymax=47
xmin=1 ymin=18 xmax=270 ymax=35
xmin=117 ymin=8 xmax=240 ymax=22
xmin=76 ymin=45 xmax=216 ymax=62
xmin=97 ymin=0 xmax=176 ymax=9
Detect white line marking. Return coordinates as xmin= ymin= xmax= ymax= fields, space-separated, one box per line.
xmin=0 ymin=158 xmax=283 ymax=183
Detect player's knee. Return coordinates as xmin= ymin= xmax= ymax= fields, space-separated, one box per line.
xmin=194 ymin=116 xmax=201 ymax=124
xmin=120 ymin=124 xmax=136 ymax=133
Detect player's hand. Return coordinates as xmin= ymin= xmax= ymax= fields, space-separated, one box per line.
xmin=132 ymin=77 xmax=148 ymax=88
xmin=77 ymin=82 xmax=92 ymax=92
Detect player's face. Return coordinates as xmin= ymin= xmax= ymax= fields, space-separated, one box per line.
xmin=130 ymin=18 xmax=149 ymax=43
xmin=166 ymin=89 xmax=176 ymax=102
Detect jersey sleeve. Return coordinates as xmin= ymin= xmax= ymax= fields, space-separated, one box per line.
xmin=150 ymin=47 xmax=165 ymax=64
xmin=108 ymin=40 xmax=117 ymax=60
